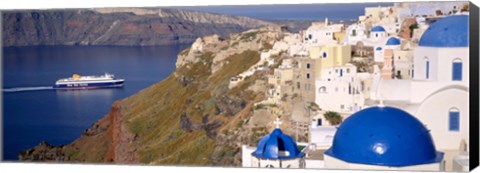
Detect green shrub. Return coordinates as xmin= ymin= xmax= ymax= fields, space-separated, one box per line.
xmin=324 ymin=111 xmax=343 ymax=125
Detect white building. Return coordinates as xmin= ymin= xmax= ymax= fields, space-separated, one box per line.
xmin=392 ymin=46 xmax=414 ymax=79
xmin=374 ymin=36 xmax=401 ymax=62
xmin=303 ymin=18 xmax=344 ymax=46
xmin=349 ymin=25 xmax=391 ymax=48
xmin=361 ymin=6 xmax=396 ymax=23
xmin=370 ymin=26 xmax=388 ymax=40
xmin=401 ymin=1 xmax=468 ymax=17
xmin=343 ymin=23 xmax=368 ymax=45
xmin=315 ymin=64 xmax=370 ymax=114
xmin=302 ymin=124 xmax=337 ymax=169
xmin=346 ymin=5 xmax=402 ymax=45
xmin=370 ymin=14 xmax=469 ymax=171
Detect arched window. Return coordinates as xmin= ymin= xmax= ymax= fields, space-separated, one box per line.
xmin=323 ymin=52 xmax=327 ymax=58
xmin=352 ymin=29 xmax=357 ymax=36
xmin=318 ymin=86 xmax=327 ymax=93
xmin=449 ymin=108 xmax=460 ymax=131
xmin=452 ymin=58 xmax=462 ymax=81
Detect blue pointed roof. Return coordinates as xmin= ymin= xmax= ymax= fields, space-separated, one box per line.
xmin=371 ymin=26 xmax=386 ymax=32
xmin=386 ymin=37 xmax=401 ymax=45
xmin=251 ymin=128 xmax=304 ymax=160
xmin=419 ymin=15 xmax=469 ymax=47
xmin=324 ymin=106 xmax=443 ymax=167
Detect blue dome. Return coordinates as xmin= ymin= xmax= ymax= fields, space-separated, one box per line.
xmin=251 ymin=128 xmax=305 ymax=160
xmin=376 ymin=47 xmax=383 ymax=51
xmin=325 ymin=106 xmax=443 ymax=167
xmin=371 ymin=26 xmax=386 ymax=32
xmin=386 ymin=37 xmax=401 ymax=45
xmin=419 ymin=15 xmax=469 ymax=47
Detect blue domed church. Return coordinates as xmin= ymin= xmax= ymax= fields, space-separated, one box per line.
xmin=371 ymin=14 xmax=470 ymax=171
xmin=246 ymin=118 xmax=306 ymax=168
xmin=324 ymin=106 xmax=444 ymax=171
xmin=241 ymin=9 xmax=469 ymax=172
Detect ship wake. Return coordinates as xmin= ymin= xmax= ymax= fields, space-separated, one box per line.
xmin=3 ymin=86 xmax=54 ymax=93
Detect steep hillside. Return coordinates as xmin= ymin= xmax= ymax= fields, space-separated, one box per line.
xmin=2 ymin=8 xmax=276 ymax=46
xmin=19 ymin=26 xmax=290 ymax=166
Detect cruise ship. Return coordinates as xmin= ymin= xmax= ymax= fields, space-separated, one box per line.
xmin=54 ymin=73 xmax=124 ymax=89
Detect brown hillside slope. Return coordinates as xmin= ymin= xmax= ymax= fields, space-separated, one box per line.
xmin=19 ymin=26 xmax=287 ymax=166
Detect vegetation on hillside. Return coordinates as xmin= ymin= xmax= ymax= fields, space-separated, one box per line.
xmin=20 ymin=27 xmax=285 ymax=166
xmin=120 ymin=50 xmax=261 ymax=165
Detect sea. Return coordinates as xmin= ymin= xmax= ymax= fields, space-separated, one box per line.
xmin=2 ymin=2 xmax=393 ymax=161
xmin=2 ymin=45 xmax=189 ymax=160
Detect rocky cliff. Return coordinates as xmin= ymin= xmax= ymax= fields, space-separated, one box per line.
xmin=19 ymin=26 xmax=297 ymax=166
xmin=2 ymin=8 xmax=277 ymax=46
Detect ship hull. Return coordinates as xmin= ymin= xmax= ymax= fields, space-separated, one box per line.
xmin=53 ymin=80 xmax=124 ymax=89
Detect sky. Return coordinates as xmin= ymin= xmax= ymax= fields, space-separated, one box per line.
xmin=171 ymin=3 xmax=394 ymax=21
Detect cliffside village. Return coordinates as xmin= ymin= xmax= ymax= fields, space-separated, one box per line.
xmin=231 ymin=2 xmax=470 ymax=171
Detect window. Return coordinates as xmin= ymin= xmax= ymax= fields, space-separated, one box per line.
xmin=306 ymin=63 xmax=310 ymax=69
xmin=319 ymin=86 xmax=327 ymax=93
xmin=306 ymin=73 xmax=310 ymax=79
xmin=346 ymin=68 xmax=350 ymax=73
xmin=425 ymin=58 xmax=430 ymax=79
xmin=375 ymin=33 xmax=378 ymax=37
xmin=323 ymin=52 xmax=327 ymax=58
xmin=412 ymin=67 xmax=414 ymax=78
xmin=352 ymin=29 xmax=357 ymax=36
xmin=340 ymin=69 xmax=343 ymax=77
xmin=449 ymin=109 xmax=460 ymax=131
xmin=452 ymin=59 xmax=462 ymax=81
xmin=348 ymin=83 xmax=352 ymax=94
xmin=308 ymin=34 xmax=312 ymax=40
xmin=266 ymin=164 xmax=274 ymax=168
